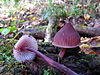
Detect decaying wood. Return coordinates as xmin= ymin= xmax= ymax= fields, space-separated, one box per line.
xmin=18 ymin=24 xmax=100 ymax=40
xmin=19 ymin=29 xmax=45 ymax=39
xmin=74 ymin=25 xmax=100 ymax=36
xmin=32 ymin=31 xmax=45 ymax=39
xmin=44 ymin=17 xmax=56 ymax=42
xmin=33 ymin=25 xmax=100 ymax=38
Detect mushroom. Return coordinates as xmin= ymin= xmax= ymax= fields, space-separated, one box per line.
xmin=52 ymin=23 xmax=80 ymax=58
xmin=13 ymin=35 xmax=78 ymax=75
xmin=13 ymin=35 xmax=38 ymax=62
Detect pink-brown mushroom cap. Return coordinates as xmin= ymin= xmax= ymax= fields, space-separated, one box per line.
xmin=52 ymin=23 xmax=80 ymax=48
xmin=13 ymin=35 xmax=38 ymax=62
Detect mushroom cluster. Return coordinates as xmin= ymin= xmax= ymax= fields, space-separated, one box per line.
xmin=52 ymin=23 xmax=80 ymax=58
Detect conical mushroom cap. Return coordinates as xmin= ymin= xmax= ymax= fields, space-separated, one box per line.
xmin=52 ymin=23 xmax=80 ymax=48
xmin=13 ymin=35 xmax=38 ymax=62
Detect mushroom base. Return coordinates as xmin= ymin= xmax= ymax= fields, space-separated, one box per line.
xmin=58 ymin=48 xmax=66 ymax=58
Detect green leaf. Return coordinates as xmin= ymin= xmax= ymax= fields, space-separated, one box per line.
xmin=43 ymin=70 xmax=50 ymax=75
xmin=14 ymin=0 xmax=20 ymax=2
xmin=88 ymin=4 xmax=95 ymax=8
xmin=11 ymin=21 xmax=17 ymax=26
xmin=19 ymin=20 xmax=25 ymax=23
xmin=1 ymin=28 xmax=10 ymax=35
xmin=0 ymin=28 xmax=4 ymax=32
xmin=8 ymin=26 xmax=16 ymax=32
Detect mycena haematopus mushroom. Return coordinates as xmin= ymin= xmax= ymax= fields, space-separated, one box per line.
xmin=13 ymin=35 xmax=38 ymax=62
xmin=52 ymin=23 xmax=80 ymax=58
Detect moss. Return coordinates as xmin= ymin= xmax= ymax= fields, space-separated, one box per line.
xmin=0 ymin=39 xmax=100 ymax=75
xmin=0 ymin=39 xmax=29 ymax=74
xmin=34 ymin=26 xmax=47 ymax=32
xmin=38 ymin=42 xmax=60 ymax=53
xmin=38 ymin=42 xmax=53 ymax=47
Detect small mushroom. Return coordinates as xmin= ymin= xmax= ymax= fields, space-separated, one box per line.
xmin=13 ymin=35 xmax=78 ymax=75
xmin=52 ymin=23 xmax=80 ymax=58
xmin=13 ymin=35 xmax=38 ymax=62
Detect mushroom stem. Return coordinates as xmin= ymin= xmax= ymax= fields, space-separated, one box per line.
xmin=24 ymin=47 xmax=78 ymax=75
xmin=58 ymin=48 xmax=66 ymax=58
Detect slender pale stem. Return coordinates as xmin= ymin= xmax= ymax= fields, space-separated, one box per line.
xmin=58 ymin=48 xmax=66 ymax=58
xmin=24 ymin=47 xmax=78 ymax=75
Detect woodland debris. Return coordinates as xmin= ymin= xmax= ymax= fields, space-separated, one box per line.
xmin=74 ymin=25 xmax=100 ymax=36
xmin=16 ymin=22 xmax=100 ymax=39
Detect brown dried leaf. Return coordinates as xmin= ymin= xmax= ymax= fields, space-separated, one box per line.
xmin=84 ymin=14 xmax=90 ymax=20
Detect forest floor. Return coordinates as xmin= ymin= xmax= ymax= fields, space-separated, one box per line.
xmin=0 ymin=0 xmax=100 ymax=75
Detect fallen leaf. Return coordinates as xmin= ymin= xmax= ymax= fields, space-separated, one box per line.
xmin=81 ymin=37 xmax=90 ymax=43
xmin=12 ymin=17 xmax=18 ymax=21
xmin=80 ymin=44 xmax=92 ymax=48
xmin=84 ymin=14 xmax=90 ymax=20
xmin=89 ymin=36 xmax=100 ymax=47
